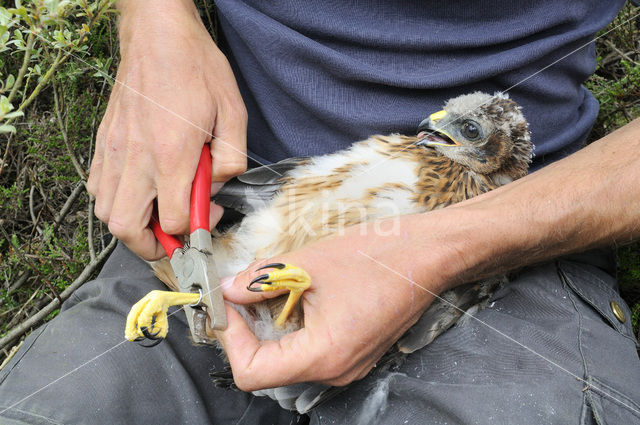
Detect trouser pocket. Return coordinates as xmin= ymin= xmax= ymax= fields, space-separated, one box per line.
xmin=558 ymin=259 xmax=636 ymax=343
xmin=557 ymin=260 xmax=640 ymax=424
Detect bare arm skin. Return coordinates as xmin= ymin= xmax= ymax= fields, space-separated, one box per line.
xmin=218 ymin=118 xmax=640 ymax=391
xmin=87 ymin=0 xmax=247 ymax=259
xmin=452 ymin=117 xmax=640 ymax=281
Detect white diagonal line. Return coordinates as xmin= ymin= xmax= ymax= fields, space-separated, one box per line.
xmin=0 ymin=340 xmax=127 ymax=414
xmin=357 ymin=250 xmax=640 ymax=415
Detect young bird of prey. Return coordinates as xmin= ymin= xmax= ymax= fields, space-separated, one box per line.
xmin=126 ymin=91 xmax=533 ymax=412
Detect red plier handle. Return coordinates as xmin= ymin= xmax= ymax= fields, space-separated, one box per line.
xmin=148 ymin=143 xmax=227 ymax=341
xmin=150 ymin=144 xmax=212 ymax=258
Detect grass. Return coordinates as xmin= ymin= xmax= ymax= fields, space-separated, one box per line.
xmin=0 ymin=2 xmax=639 ymax=365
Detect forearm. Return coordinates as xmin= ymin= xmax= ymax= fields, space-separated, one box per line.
xmin=420 ymin=118 xmax=640 ymax=289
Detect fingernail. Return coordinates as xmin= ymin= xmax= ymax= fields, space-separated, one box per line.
xmin=220 ymin=275 xmax=235 ymax=290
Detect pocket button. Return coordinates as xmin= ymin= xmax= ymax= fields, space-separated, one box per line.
xmin=610 ymin=300 xmax=626 ymax=323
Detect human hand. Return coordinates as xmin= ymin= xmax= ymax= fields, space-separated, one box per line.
xmin=216 ymin=215 xmax=451 ymax=390
xmin=87 ymin=0 xmax=247 ymax=259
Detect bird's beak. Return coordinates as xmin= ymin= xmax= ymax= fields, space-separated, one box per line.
xmin=416 ymin=110 xmax=461 ymax=147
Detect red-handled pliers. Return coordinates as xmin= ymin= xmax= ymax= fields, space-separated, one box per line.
xmin=149 ymin=144 xmax=227 ymax=343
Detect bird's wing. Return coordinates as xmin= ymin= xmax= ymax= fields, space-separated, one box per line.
xmin=396 ymin=277 xmax=506 ymax=353
xmin=273 ymin=279 xmax=507 ymax=414
xmin=212 ymin=157 xmax=308 ymax=215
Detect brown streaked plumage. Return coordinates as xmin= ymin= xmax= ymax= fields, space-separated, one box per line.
xmin=151 ymin=91 xmax=533 ymax=413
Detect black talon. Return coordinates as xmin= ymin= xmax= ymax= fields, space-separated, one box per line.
xmin=134 ymin=330 xmax=164 ymax=348
xmin=247 ymin=263 xmax=285 ymax=292
xmin=250 ymin=274 xmax=270 ymax=284
xmin=140 ymin=326 xmax=162 ymax=340
xmin=136 ymin=337 xmax=163 ymax=348
xmin=248 ymin=285 xmax=267 ymax=292
xmin=256 ymin=262 xmax=286 ymax=271
xmin=248 ymin=274 xmax=272 ymax=292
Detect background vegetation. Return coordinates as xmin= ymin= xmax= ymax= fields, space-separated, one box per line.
xmin=584 ymin=3 xmax=640 ymax=333
xmin=0 ymin=1 xmax=638 ymax=366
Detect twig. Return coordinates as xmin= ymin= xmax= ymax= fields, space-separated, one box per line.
xmin=604 ymin=39 xmax=638 ymax=64
xmin=28 ymin=186 xmax=43 ymax=235
xmin=7 ymin=32 xmax=36 ymax=104
xmin=18 ymin=49 xmax=71 ymax=113
xmin=0 ymin=237 xmax=117 ymax=352
xmin=24 ymin=252 xmax=71 ymax=261
xmin=0 ymin=306 xmax=18 ymax=318
xmin=201 ymin=0 xmax=218 ymax=43
xmin=599 ymin=98 xmax=640 ymax=123
xmin=19 ymin=68 xmax=33 ymax=107
xmin=52 ymin=182 xmax=85 ymax=232
xmin=88 ymin=193 xmax=97 ymax=262
xmin=52 ymin=81 xmax=87 ymax=180
xmin=87 ymin=78 xmax=108 ymax=167
xmin=7 ymin=270 xmax=31 ymax=295
xmin=0 ymin=132 xmax=13 ymax=178
xmin=99 ymin=221 xmax=108 ymax=251
xmin=85 ymin=79 xmax=109 ymax=264
xmin=4 ymin=284 xmax=42 ymax=330
xmin=0 ymin=341 xmax=24 ymax=372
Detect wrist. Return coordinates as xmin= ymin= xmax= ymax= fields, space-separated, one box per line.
xmin=117 ymin=0 xmax=205 ymax=48
xmin=409 ymin=197 xmax=523 ymax=294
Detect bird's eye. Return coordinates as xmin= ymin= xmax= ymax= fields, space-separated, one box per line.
xmin=462 ymin=121 xmax=480 ymax=140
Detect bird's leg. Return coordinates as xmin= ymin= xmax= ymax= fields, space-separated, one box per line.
xmin=125 ymin=290 xmax=201 ymax=342
xmin=247 ymin=263 xmax=311 ymax=328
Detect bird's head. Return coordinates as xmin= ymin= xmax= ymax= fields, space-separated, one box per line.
xmin=417 ymin=92 xmax=533 ymax=179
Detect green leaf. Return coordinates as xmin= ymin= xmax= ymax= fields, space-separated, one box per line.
xmin=4 ymin=110 xmax=24 ymax=119
xmin=7 ymin=7 xmax=28 ymax=20
xmin=5 ymin=73 xmax=14 ymax=90
xmin=0 ymin=8 xmax=12 ymax=26
xmin=0 ymin=124 xmax=16 ymax=134
xmin=0 ymin=95 xmax=12 ymax=114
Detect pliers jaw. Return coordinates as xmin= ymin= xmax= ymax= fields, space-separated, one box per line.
xmin=170 ymin=228 xmax=227 ymax=344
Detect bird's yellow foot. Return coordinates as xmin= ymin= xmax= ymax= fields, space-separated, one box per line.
xmin=247 ymin=263 xmax=311 ymax=328
xmin=125 ymin=290 xmax=201 ymax=345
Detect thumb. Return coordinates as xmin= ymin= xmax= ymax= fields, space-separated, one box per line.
xmin=215 ymin=304 xmax=315 ymax=391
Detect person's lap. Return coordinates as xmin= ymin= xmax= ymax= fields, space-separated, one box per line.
xmin=0 ymin=243 xmax=300 ymax=425
xmin=1 ymin=243 xmax=638 ymax=424
xmin=310 ymin=256 xmax=640 ymax=424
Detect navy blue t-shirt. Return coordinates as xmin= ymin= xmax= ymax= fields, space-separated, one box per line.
xmin=215 ymin=0 xmax=625 ymax=169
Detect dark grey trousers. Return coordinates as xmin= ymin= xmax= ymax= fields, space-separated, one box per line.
xmin=1 ymin=243 xmax=639 ymax=424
